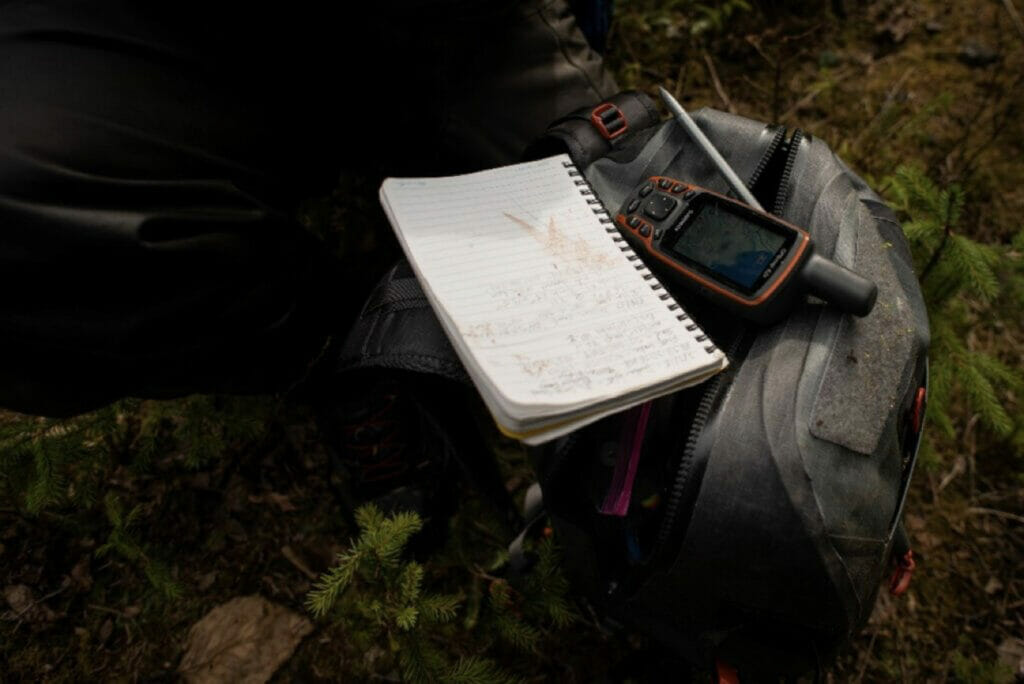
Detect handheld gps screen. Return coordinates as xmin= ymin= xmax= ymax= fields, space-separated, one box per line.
xmin=663 ymin=197 xmax=795 ymax=295
xmin=617 ymin=176 xmax=878 ymax=323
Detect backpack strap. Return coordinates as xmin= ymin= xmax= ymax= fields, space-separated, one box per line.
xmin=336 ymin=260 xmax=469 ymax=384
xmin=335 ymin=260 xmax=523 ymax=533
xmin=523 ymin=90 xmax=662 ymax=168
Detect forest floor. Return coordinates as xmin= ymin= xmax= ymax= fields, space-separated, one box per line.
xmin=2 ymin=0 xmax=1023 ymax=681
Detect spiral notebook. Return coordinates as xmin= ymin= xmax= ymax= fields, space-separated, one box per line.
xmin=379 ymin=154 xmax=728 ymax=445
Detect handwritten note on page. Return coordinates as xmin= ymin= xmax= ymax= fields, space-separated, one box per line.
xmin=380 ymin=154 xmax=726 ymax=435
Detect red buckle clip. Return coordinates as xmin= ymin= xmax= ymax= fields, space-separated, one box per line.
xmin=888 ymin=549 xmax=916 ymax=596
xmin=590 ymin=103 xmax=628 ymax=140
xmin=910 ymin=386 xmax=927 ymax=434
xmin=715 ymin=659 xmax=740 ymax=684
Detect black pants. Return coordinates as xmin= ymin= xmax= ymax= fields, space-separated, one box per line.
xmin=0 ymin=0 xmax=616 ymax=416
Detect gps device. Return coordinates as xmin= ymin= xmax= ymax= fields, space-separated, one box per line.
xmin=615 ymin=176 xmax=878 ymax=325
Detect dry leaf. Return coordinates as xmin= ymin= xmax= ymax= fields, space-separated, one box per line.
xmin=70 ymin=557 xmax=93 ymax=593
xmin=178 ymin=595 xmax=313 ymax=684
xmin=267 ymin=492 xmax=297 ymax=512
xmin=249 ymin=492 xmax=298 ymax=512
xmin=905 ymin=514 xmax=926 ymax=532
xmin=224 ymin=475 xmax=249 ymax=513
xmin=99 ymin=618 xmax=114 ymax=643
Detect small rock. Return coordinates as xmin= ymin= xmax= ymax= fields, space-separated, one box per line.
xmin=2 ymin=584 xmax=58 ymax=624
xmin=198 ymin=571 xmax=218 ymax=592
xmin=123 ymin=604 xmax=142 ymax=619
xmin=924 ymin=20 xmax=943 ymax=33
xmin=4 ymin=584 xmax=34 ymax=614
xmin=958 ymin=41 xmax=1000 ymax=67
xmin=984 ymin=576 xmax=1004 ymax=595
xmin=873 ymin=5 xmax=916 ymax=45
xmin=179 ymin=595 xmax=313 ymax=684
xmin=997 ymin=638 xmax=1024 ymax=677
xmin=3 ymin=585 xmax=60 ymax=626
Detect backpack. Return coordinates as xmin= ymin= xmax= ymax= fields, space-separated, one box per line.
xmin=337 ymin=91 xmax=930 ymax=679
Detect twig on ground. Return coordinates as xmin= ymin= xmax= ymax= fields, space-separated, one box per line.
xmin=642 ymin=68 xmax=671 ymax=84
xmin=1001 ymin=0 xmax=1024 ymax=42
xmin=966 ymin=507 xmax=1024 ymax=525
xmin=780 ymin=67 xmax=853 ymax=122
xmin=850 ymin=67 xmax=914 ymax=151
xmin=9 ymin=583 xmax=69 ymax=633
xmin=673 ymin=61 xmax=687 ymax=102
xmin=281 ymin=545 xmax=319 ymax=580
xmin=935 ymin=454 xmax=967 ymax=496
xmin=703 ymin=52 xmax=736 ymax=113
xmin=745 ymin=34 xmax=776 ymax=67
xmin=853 ymin=629 xmax=878 ymax=683
xmin=469 ymin=519 xmax=506 ymax=546
xmin=974 ymin=487 xmax=1024 ymax=503
xmin=87 ymin=604 xmax=126 ymax=616
xmin=15 ymin=583 xmax=69 ymax=620
xmin=469 ymin=566 xmax=503 ymax=583
xmin=740 ymin=75 xmax=771 ymax=97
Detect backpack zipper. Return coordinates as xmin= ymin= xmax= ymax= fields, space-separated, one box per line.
xmin=773 ymin=129 xmax=804 ymax=215
xmin=747 ymin=126 xmax=787 ymax=195
xmin=643 ymin=128 xmax=805 ymax=567
xmin=650 ymin=331 xmax=747 ymax=558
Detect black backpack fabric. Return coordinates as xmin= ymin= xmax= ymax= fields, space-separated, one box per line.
xmin=337 ymin=91 xmax=930 ymax=678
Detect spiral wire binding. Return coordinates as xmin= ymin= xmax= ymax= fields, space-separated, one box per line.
xmin=562 ymin=160 xmax=719 ymax=355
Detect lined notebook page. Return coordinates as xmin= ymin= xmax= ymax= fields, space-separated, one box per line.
xmin=381 ymin=154 xmax=720 ymax=411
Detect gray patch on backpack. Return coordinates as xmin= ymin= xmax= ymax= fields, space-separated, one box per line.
xmin=809 ymin=201 xmax=917 ymax=455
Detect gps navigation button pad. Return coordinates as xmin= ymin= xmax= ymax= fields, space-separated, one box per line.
xmin=643 ymin=194 xmax=678 ymax=221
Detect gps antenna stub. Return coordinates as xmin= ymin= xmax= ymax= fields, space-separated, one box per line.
xmin=802 ymin=253 xmax=878 ymax=317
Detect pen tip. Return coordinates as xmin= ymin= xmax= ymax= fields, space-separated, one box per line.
xmin=657 ymin=86 xmax=678 ymax=109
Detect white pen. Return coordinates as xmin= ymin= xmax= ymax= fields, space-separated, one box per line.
xmin=657 ymin=86 xmax=765 ymax=212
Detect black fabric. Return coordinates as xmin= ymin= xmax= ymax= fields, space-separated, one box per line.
xmin=336 ymin=262 xmax=469 ymax=385
xmin=0 ymin=0 xmax=617 ymax=415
